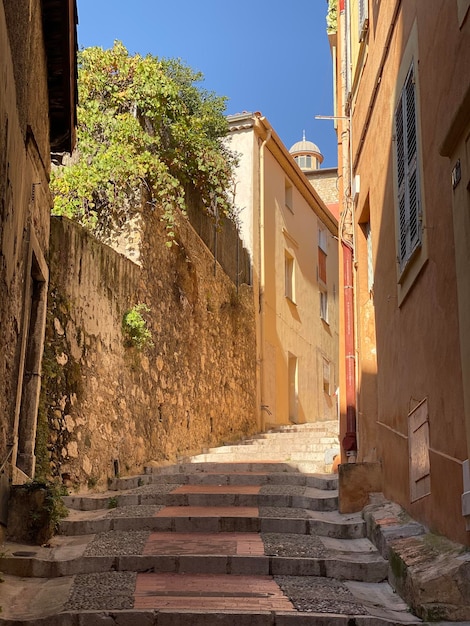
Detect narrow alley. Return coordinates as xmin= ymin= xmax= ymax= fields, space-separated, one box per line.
xmin=2 ymin=423 xmax=469 ymax=624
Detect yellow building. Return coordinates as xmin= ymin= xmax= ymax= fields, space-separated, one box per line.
xmin=227 ymin=113 xmax=339 ymax=431
xmin=332 ymin=0 xmax=470 ymax=544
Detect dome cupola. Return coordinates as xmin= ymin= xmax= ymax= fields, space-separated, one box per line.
xmin=289 ymin=131 xmax=324 ymax=170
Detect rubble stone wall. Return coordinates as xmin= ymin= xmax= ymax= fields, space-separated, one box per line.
xmin=45 ymin=214 xmax=257 ymax=490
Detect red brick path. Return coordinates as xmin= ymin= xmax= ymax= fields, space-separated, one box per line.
xmin=134 ymin=573 xmax=294 ymax=611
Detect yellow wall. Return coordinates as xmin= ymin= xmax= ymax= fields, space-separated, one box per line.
xmin=229 ymin=114 xmax=339 ymax=429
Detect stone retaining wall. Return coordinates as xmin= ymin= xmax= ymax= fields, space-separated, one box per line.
xmin=43 ymin=212 xmax=257 ymax=490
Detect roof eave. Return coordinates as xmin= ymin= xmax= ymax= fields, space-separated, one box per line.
xmin=41 ymin=0 xmax=77 ymax=153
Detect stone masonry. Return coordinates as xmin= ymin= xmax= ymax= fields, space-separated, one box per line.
xmin=43 ymin=209 xmax=257 ymax=490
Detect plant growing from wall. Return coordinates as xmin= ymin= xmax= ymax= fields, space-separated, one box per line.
xmin=326 ymin=0 xmax=338 ymax=34
xmin=122 ymin=303 xmax=154 ymax=351
xmin=51 ymin=41 xmax=237 ymax=242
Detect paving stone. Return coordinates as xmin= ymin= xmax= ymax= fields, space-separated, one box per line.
xmin=1 ymin=426 xmax=452 ymax=624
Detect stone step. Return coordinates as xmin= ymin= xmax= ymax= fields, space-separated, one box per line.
xmin=243 ymin=439 xmax=339 ymax=449
xmin=64 ymin=486 xmax=338 ymax=512
xmin=204 ymin=443 xmax=337 ymax=454
xmin=240 ymin=435 xmax=339 ymax=444
xmin=1 ymin=532 xmax=387 ymax=582
xmin=0 ymin=573 xmax=424 ymax=625
xmin=57 ymin=503 xmax=365 ymax=538
xmin=190 ymin=449 xmax=329 ymax=458
xmin=109 ymin=469 xmax=338 ymax=492
xmin=229 ymin=430 xmax=338 ymax=439
xmin=264 ymin=420 xmax=339 ymax=432
xmin=1 ymin=551 xmax=388 ymax=583
xmin=154 ymin=461 xmax=306 ymax=473
xmin=185 ymin=453 xmax=328 ymax=466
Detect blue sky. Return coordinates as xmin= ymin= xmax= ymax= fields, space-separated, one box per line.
xmin=77 ymin=1 xmax=338 ymax=168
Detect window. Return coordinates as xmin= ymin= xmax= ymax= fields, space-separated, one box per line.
xmin=395 ymin=63 xmax=421 ymax=271
xmin=285 ymin=251 xmax=295 ymax=302
xmin=288 ymin=353 xmax=298 ymax=422
xmin=285 ymin=180 xmax=293 ymax=212
xmin=366 ymin=221 xmax=374 ymax=293
xmin=318 ymin=248 xmax=327 ymax=285
xmin=294 ymin=155 xmax=312 ymax=170
xmin=323 ymin=357 xmax=331 ymax=395
xmin=359 ymin=0 xmax=369 ymax=41
xmin=320 ymin=289 xmax=328 ymax=322
xmin=318 ymin=228 xmax=327 ymax=285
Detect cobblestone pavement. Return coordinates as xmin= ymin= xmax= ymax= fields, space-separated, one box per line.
xmin=2 ymin=423 xmax=470 ymax=624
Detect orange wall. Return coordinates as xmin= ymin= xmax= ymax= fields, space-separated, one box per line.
xmin=336 ymin=0 xmax=470 ymax=543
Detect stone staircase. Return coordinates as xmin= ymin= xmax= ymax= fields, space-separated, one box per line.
xmin=181 ymin=421 xmax=341 ymax=473
xmin=0 ymin=423 xmax=431 ymax=624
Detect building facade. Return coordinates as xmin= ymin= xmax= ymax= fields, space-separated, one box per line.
xmin=0 ymin=0 xmax=76 ymax=515
xmin=227 ymin=113 xmax=339 ymax=431
xmin=332 ymin=0 xmax=470 ymax=544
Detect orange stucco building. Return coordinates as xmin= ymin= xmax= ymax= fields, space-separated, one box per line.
xmin=332 ymin=0 xmax=470 ymax=544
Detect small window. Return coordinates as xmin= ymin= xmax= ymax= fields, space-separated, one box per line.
xmin=366 ymin=221 xmax=374 ymax=293
xmin=288 ymin=353 xmax=298 ymax=422
xmin=285 ymin=252 xmax=295 ymax=302
xmin=323 ymin=357 xmax=331 ymax=395
xmin=320 ymin=289 xmax=328 ymax=323
xmin=285 ymin=180 xmax=293 ymax=212
xmin=318 ymin=228 xmax=328 ymax=286
xmin=318 ymin=248 xmax=327 ymax=285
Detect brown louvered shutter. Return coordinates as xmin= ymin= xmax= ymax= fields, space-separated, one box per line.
xmin=318 ymin=248 xmax=327 ymax=284
xmin=395 ymin=63 xmax=421 ymax=269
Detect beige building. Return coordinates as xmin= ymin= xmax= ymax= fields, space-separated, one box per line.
xmin=0 ymin=0 xmax=76 ymax=512
xmin=332 ymin=0 xmax=470 ymax=544
xmin=227 ymin=113 xmax=339 ymax=430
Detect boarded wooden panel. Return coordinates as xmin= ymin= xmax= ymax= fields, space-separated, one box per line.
xmin=408 ymin=399 xmax=431 ymax=502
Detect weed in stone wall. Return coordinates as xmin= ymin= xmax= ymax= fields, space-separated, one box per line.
xmin=14 ymin=480 xmax=69 ymax=543
xmin=122 ymin=304 xmax=154 ymax=351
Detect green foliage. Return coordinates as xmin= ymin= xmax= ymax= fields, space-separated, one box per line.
xmin=108 ymin=496 xmax=118 ymax=509
xmin=22 ymin=480 xmax=69 ymax=534
xmin=51 ymin=41 xmax=237 ymax=240
xmin=122 ymin=303 xmax=154 ymax=351
xmin=326 ymin=0 xmax=338 ymax=34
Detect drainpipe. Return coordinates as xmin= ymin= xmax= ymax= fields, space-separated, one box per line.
xmin=257 ymin=115 xmax=272 ymax=430
xmin=342 ymin=235 xmax=357 ymax=460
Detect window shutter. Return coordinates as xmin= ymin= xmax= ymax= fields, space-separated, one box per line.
xmin=405 ymin=71 xmax=420 ymax=252
xmin=318 ymin=248 xmax=327 ymax=284
xmin=395 ymin=63 xmax=421 ymax=269
xmin=366 ymin=222 xmax=374 ymax=293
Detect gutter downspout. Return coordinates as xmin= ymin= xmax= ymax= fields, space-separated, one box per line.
xmin=258 ymin=120 xmax=272 ymax=431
